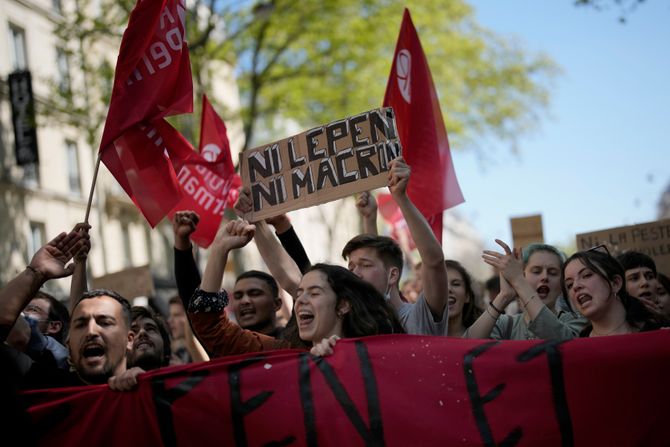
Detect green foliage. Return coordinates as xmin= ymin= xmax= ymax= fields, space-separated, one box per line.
xmin=49 ymin=0 xmax=558 ymax=154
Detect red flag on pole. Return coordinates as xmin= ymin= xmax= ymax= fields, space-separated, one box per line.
xmin=99 ymin=0 xmax=192 ymax=227
xmin=377 ymin=193 xmax=416 ymax=252
xmin=168 ymin=96 xmax=241 ymax=247
xmin=383 ymin=8 xmax=464 ymax=243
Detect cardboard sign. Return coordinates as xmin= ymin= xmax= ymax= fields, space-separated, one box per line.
xmin=91 ymin=265 xmax=155 ymax=299
xmin=510 ymin=214 xmax=544 ymax=249
xmin=576 ymin=218 xmax=670 ymax=274
xmin=240 ymin=108 xmax=401 ymax=221
xmin=24 ymin=332 xmax=670 ymax=445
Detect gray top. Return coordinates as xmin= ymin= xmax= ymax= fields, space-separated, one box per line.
xmin=397 ymin=293 xmax=449 ymax=336
xmin=489 ymin=306 xmax=588 ymax=341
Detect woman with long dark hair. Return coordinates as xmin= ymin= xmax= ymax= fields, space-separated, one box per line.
xmin=444 ymin=260 xmax=481 ymax=337
xmin=187 ymin=219 xmax=403 ymax=357
xmin=562 ymin=249 xmax=667 ymax=336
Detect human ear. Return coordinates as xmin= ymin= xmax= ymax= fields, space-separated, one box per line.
xmin=126 ymin=331 xmax=134 ymax=353
xmin=612 ymin=275 xmax=624 ymax=295
xmin=388 ymin=267 xmax=401 ymax=288
xmin=337 ymin=300 xmax=351 ymax=317
xmin=274 ymin=297 xmax=282 ymax=312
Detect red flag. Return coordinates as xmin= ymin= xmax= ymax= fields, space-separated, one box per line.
xmin=100 ymin=0 xmax=192 ymax=149
xmin=377 ymin=193 xmax=416 ymax=252
xmin=199 ymin=95 xmax=234 ymax=176
xmin=101 ymin=121 xmax=191 ymax=226
xmin=168 ymin=96 xmax=241 ymax=247
xmin=99 ymin=0 xmax=192 ymax=226
xmin=383 ymin=8 xmax=464 ymax=243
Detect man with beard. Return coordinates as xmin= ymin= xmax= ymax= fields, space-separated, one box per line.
xmin=128 ymin=306 xmax=171 ymax=370
xmin=0 ymin=229 xmax=142 ymax=391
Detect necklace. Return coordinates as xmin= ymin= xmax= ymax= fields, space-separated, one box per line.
xmin=590 ymin=319 xmax=631 ymax=337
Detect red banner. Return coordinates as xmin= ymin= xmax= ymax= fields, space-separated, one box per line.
xmin=383 ymin=9 xmax=464 ymax=243
xmin=24 ymin=332 xmax=670 ymax=446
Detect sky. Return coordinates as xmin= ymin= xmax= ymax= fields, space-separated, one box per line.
xmin=446 ymin=0 xmax=670 ymax=252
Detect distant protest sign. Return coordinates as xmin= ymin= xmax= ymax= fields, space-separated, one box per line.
xmin=576 ymin=218 xmax=670 ymax=274
xmin=511 ymin=214 xmax=544 ymax=249
xmin=91 ymin=265 xmax=155 ymax=299
xmin=240 ymin=108 xmax=401 ymax=221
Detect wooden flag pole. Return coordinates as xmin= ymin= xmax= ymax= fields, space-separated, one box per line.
xmin=84 ymin=152 xmax=103 ymax=225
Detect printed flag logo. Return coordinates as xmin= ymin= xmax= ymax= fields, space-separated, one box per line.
xmin=397 ymin=49 xmax=412 ymax=103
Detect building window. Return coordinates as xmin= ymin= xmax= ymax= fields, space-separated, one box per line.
xmin=66 ymin=140 xmax=81 ymax=194
xmin=23 ymin=164 xmax=40 ymax=188
xmin=121 ymin=222 xmax=132 ymax=268
xmin=9 ymin=24 xmax=28 ymax=71
xmin=52 ymin=0 xmax=62 ymax=14
xmin=28 ymin=221 xmax=45 ymax=258
xmin=56 ymin=48 xmax=71 ymax=94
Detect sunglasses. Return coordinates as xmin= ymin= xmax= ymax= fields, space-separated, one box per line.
xmin=586 ymin=244 xmax=611 ymax=256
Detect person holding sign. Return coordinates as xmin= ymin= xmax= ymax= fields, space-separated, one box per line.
xmin=563 ymin=249 xmax=668 ymax=336
xmin=467 ymin=242 xmax=586 ymax=340
xmin=187 ymin=219 xmax=403 ymax=357
xmin=342 ymin=157 xmax=449 ymax=336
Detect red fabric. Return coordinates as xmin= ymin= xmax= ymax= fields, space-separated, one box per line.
xmin=100 ymin=0 xmax=192 ymax=149
xmin=383 ymin=8 xmax=464 ymax=243
xmin=99 ymin=0 xmax=192 ymax=226
xmin=198 ymin=95 xmax=234 ymax=176
xmin=100 ymin=121 xmax=186 ymax=227
xmin=167 ymin=97 xmax=241 ymax=247
xmin=24 ymin=331 xmax=670 ymax=445
xmin=377 ymin=192 xmax=416 ymax=251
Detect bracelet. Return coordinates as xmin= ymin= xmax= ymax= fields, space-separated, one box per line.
xmin=520 ymin=294 xmax=537 ymax=309
xmin=485 ymin=306 xmax=498 ymax=321
xmin=489 ymin=301 xmax=503 ymax=315
xmin=25 ymin=265 xmax=43 ymax=281
xmin=188 ymin=288 xmax=228 ymax=313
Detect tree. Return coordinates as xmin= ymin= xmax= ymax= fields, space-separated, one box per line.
xmin=48 ymin=0 xmax=557 ymax=154
xmin=574 ymin=0 xmax=647 ymax=23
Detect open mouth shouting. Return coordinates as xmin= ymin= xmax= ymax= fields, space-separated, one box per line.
xmin=638 ymin=291 xmax=654 ymax=301
xmin=536 ymin=285 xmax=551 ymax=299
xmin=298 ymin=310 xmax=314 ymax=328
xmin=134 ymin=339 xmax=154 ymax=352
xmin=82 ymin=342 xmax=106 ymax=365
xmin=447 ymin=296 xmax=456 ymax=310
xmin=575 ymin=293 xmax=593 ymax=309
xmin=238 ymin=306 xmax=257 ymax=321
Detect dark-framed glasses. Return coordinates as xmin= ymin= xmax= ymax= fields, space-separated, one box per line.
xmin=586 ymin=244 xmax=610 ymax=256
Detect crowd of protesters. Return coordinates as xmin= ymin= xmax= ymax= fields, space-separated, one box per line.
xmin=1 ymin=157 xmax=668 ymax=405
